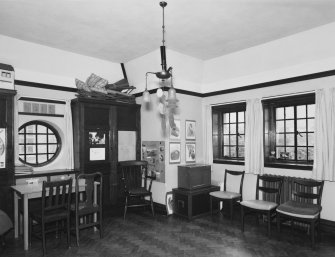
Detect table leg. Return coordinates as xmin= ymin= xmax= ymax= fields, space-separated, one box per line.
xmin=13 ymin=192 xmax=19 ymax=238
xmin=23 ymin=195 xmax=29 ymax=251
xmin=93 ymin=183 xmax=97 ymax=231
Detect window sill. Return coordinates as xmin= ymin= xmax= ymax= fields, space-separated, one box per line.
xmin=264 ymin=162 xmax=313 ymax=171
xmin=213 ymin=159 xmax=244 ymax=165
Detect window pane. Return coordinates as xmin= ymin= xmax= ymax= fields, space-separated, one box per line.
xmin=286 ymin=107 xmax=294 ymax=119
xmin=19 ymin=134 xmax=25 ymax=144
xmin=286 ymin=134 xmax=294 ymax=146
xmin=26 ymin=135 xmax=36 ymax=144
xmin=276 ymin=147 xmax=285 ymax=159
xmin=276 ymin=134 xmax=284 ymax=146
xmin=212 ymin=113 xmax=218 ymax=134
xmin=26 ymin=145 xmax=36 ymax=154
xmin=26 ymin=125 xmax=35 ymax=133
xmin=297 ymin=147 xmax=307 ymax=160
xmin=308 ymin=133 xmax=314 ymax=146
xmin=286 ymin=120 xmax=294 ymax=132
xmin=238 ymin=135 xmax=245 ymax=145
xmin=297 ymin=133 xmax=307 ymax=146
xmin=37 ymin=125 xmax=47 ymax=133
xmin=308 ymin=104 xmax=315 ymax=118
xmin=230 ymin=147 xmax=236 ymax=157
xmin=38 ymin=154 xmax=47 ymax=163
xmin=308 ymin=119 xmax=314 ymax=132
xmin=48 ymin=135 xmax=57 ymax=143
xmin=238 ymin=147 xmax=245 ymax=158
xmin=19 ymin=154 xmax=25 ymax=161
xmin=223 ymin=135 xmax=229 ymax=145
xmin=230 ymin=124 xmax=236 ymax=134
xmin=238 ymin=123 xmax=244 ymax=134
xmin=230 ymin=135 xmax=236 ymax=145
xmin=230 ymin=112 xmax=236 ymax=123
xmin=38 ymin=145 xmax=47 ymax=154
xmin=223 ymin=146 xmax=229 ymax=157
xmin=276 ymin=121 xmax=284 ymax=133
xmin=297 ymin=119 xmax=307 ymax=132
xmin=286 ymin=147 xmax=295 ymax=160
xmin=308 ymin=147 xmax=314 ymax=160
xmin=276 ymin=107 xmax=284 ymax=120
xmin=223 ymin=124 xmax=229 ymax=134
xmin=297 ymin=105 xmax=306 ymax=118
xmin=38 ymin=135 xmax=47 ymax=143
xmin=19 ymin=145 xmax=25 ymax=154
xmin=26 ymin=155 xmax=37 ymax=164
xmin=223 ymin=113 xmax=229 ymax=123
xmin=238 ymin=112 xmax=244 ymax=122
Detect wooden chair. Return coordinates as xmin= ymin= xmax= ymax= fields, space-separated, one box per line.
xmin=118 ymin=161 xmax=155 ymax=219
xmin=209 ymin=169 xmax=245 ymax=221
xmin=71 ymin=172 xmax=103 ymax=246
xmin=240 ymin=175 xmax=283 ymax=236
xmin=276 ymin=179 xmax=324 ymax=248
xmin=29 ymin=178 xmax=73 ymax=255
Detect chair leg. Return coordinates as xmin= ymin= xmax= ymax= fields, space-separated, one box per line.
xmin=210 ymin=196 xmax=213 ymax=216
xmin=29 ymin=217 xmax=32 ymax=247
xmin=267 ymin=212 xmax=271 ymax=237
xmin=67 ymin=217 xmax=70 ymax=249
xmin=277 ymin=212 xmax=281 ymax=233
xmin=150 ymin=195 xmax=155 ymax=217
xmin=76 ymin=214 xmax=80 ymax=247
xmin=241 ymin=206 xmax=244 ymax=232
xmin=99 ymin=210 xmax=103 ymax=239
xmin=124 ymin=197 xmax=128 ymax=220
xmin=311 ymin=220 xmax=315 ymax=248
xmin=230 ymin=200 xmax=233 ymax=221
xmin=42 ymin=222 xmax=46 ymax=256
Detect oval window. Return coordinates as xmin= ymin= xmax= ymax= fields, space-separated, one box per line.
xmin=18 ymin=121 xmax=61 ymax=167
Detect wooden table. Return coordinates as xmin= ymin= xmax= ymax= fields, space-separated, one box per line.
xmin=11 ymin=179 xmax=97 ymax=250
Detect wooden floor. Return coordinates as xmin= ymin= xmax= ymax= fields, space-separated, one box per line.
xmin=1 ymin=209 xmax=335 ymax=257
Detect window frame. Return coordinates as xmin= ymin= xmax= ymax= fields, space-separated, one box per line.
xmin=18 ymin=120 xmax=62 ymax=167
xmin=212 ymin=102 xmax=246 ymax=165
xmin=263 ymin=93 xmax=315 ymax=170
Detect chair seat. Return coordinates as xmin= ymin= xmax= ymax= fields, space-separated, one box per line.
xmin=30 ymin=208 xmax=69 ymax=223
xmin=277 ymin=200 xmax=322 ymax=219
xmin=209 ymin=190 xmax=241 ymax=199
xmin=70 ymin=203 xmax=100 ymax=213
xmin=128 ymin=187 xmax=151 ymax=196
xmin=240 ymin=200 xmax=278 ymax=211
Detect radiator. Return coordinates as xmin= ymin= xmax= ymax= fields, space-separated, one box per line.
xmin=263 ymin=175 xmax=313 ymax=232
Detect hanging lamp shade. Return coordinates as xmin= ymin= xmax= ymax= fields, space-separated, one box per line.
xmin=143 ymin=90 xmax=151 ymax=102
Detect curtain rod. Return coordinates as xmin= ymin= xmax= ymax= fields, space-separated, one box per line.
xmin=262 ymin=90 xmax=315 ymax=100
xmin=210 ymin=100 xmax=246 ymax=106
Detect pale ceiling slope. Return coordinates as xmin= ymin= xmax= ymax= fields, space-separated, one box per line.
xmin=1 ymin=0 xmax=335 ymax=63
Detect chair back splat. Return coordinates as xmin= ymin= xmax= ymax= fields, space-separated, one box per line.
xmin=209 ymin=169 xmax=245 ymax=221
xmin=118 ymin=161 xmax=155 ymax=219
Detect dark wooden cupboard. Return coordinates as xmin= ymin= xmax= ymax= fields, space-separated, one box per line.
xmin=71 ymin=96 xmax=141 ymax=209
xmin=0 ymin=89 xmax=16 ymax=218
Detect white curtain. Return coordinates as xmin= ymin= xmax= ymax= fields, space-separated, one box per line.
xmin=313 ymin=88 xmax=335 ymax=181
xmin=203 ymin=105 xmax=213 ymax=164
xmin=64 ymin=100 xmax=74 ymax=169
xmin=245 ymin=98 xmax=264 ymax=174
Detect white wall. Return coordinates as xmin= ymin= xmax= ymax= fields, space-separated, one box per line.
xmin=203 ymin=76 xmax=335 ymax=221
xmin=137 ymin=93 xmax=203 ymax=204
xmin=202 ymin=22 xmax=335 ymax=93
xmin=0 ymin=35 xmax=124 ymax=87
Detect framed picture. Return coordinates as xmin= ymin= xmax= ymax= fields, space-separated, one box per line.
xmin=169 ymin=142 xmax=181 ymax=164
xmin=88 ymin=131 xmax=106 ymax=161
xmin=185 ymin=142 xmax=196 ymax=163
xmin=89 ymin=131 xmax=106 ymax=145
xmin=169 ymin=119 xmax=181 ymax=140
xmin=185 ymin=120 xmax=196 ymax=140
xmin=166 ymin=191 xmax=174 ymax=215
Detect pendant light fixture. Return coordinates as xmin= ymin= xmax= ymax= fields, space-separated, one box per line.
xmin=143 ymin=1 xmax=177 ymax=103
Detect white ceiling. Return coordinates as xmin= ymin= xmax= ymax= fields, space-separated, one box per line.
xmin=1 ymin=0 xmax=335 ymax=63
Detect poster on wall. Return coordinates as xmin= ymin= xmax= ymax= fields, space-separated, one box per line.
xmin=142 ymin=141 xmax=165 ymax=183
xmin=0 ymin=128 xmax=6 ymax=168
xmin=89 ymin=131 xmax=106 ymax=161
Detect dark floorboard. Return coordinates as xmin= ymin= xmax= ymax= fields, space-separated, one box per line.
xmin=1 ymin=210 xmax=335 ymax=257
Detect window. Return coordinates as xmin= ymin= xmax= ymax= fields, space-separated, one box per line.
xmin=263 ymin=93 xmax=315 ymax=169
xmin=19 ymin=121 xmax=61 ymax=166
xmin=212 ymin=103 xmax=246 ymax=164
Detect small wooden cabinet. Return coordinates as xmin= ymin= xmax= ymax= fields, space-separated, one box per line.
xmin=0 ymin=89 xmax=16 ymax=218
xmin=71 ymin=96 xmax=141 ymax=210
xmin=172 ymin=186 xmax=220 ymax=220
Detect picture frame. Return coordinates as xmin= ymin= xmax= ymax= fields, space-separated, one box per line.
xmin=169 ymin=142 xmax=181 ymax=164
xmin=169 ymin=119 xmax=181 ymax=140
xmin=88 ymin=131 xmax=107 ymax=161
xmin=165 ymin=191 xmax=174 ymax=215
xmin=185 ymin=120 xmax=196 ymax=140
xmin=185 ymin=142 xmax=196 ymax=163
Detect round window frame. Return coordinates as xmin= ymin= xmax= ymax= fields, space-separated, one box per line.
xmin=18 ymin=120 xmax=62 ymax=167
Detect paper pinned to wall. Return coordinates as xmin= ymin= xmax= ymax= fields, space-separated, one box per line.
xmin=118 ymin=131 xmax=136 ymax=161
